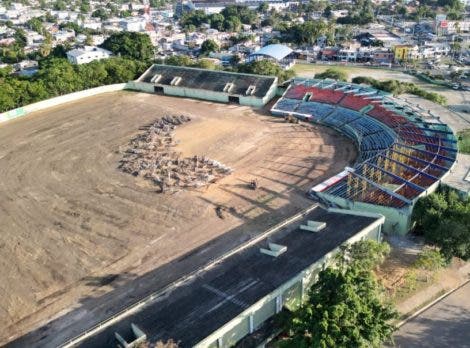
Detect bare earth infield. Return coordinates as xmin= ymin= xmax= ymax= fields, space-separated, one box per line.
xmin=0 ymin=91 xmax=356 ymax=344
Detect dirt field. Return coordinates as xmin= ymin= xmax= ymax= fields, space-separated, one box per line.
xmin=0 ymin=91 xmax=356 ymax=344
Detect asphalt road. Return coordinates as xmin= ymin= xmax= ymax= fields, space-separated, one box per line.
xmin=391 ymin=282 xmax=470 ymax=348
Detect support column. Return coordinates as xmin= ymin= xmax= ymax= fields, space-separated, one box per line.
xmin=275 ymin=295 xmax=282 ymax=313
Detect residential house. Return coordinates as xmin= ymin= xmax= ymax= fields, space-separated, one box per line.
xmin=66 ymin=46 xmax=112 ymax=65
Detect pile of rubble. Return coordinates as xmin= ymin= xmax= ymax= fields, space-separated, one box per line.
xmin=120 ymin=115 xmax=232 ymax=193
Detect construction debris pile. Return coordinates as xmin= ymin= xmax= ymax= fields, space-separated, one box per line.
xmin=120 ymin=115 xmax=232 ymax=193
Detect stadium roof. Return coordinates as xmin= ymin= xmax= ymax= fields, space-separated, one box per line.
xmin=249 ymin=44 xmax=293 ymax=61
xmin=76 ymin=207 xmax=381 ymax=347
xmin=138 ymin=64 xmax=277 ymax=98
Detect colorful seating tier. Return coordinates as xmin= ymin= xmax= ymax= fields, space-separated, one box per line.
xmin=271 ymin=79 xmax=457 ymax=208
xmin=284 ymin=85 xmax=309 ymax=100
xmin=296 ymin=101 xmax=334 ymax=120
xmin=340 ymin=94 xmax=372 ymax=111
xmin=309 ymin=87 xmax=344 ymax=104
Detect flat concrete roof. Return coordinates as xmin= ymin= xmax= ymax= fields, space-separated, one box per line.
xmin=139 ymin=65 xmax=276 ymax=98
xmin=78 ymin=207 xmax=380 ymax=347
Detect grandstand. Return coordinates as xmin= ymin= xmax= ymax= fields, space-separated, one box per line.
xmin=272 ymin=78 xmax=457 ymax=234
xmin=132 ymin=64 xmax=278 ymax=107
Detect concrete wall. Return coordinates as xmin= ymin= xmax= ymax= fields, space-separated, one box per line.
xmin=0 ymin=83 xmax=129 ymax=125
xmin=194 ymin=210 xmax=385 ymax=348
xmin=130 ymin=81 xmax=275 ymax=108
xmin=316 ymin=192 xmax=412 ymax=235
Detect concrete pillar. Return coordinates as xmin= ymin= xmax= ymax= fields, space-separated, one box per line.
xmin=217 ymin=337 xmax=223 ymax=348
xmin=275 ymin=295 xmax=282 ymax=313
xmin=249 ymin=314 xmax=254 ymax=334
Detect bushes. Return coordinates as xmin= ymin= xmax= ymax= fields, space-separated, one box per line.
xmin=315 ymin=67 xmax=348 ymax=82
xmin=414 ymin=248 xmax=446 ymax=272
xmin=457 ymin=129 xmax=470 ymax=154
xmin=352 ymin=76 xmax=447 ymax=105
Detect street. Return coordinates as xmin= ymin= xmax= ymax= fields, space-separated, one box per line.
xmin=391 ymin=282 xmax=470 ymax=348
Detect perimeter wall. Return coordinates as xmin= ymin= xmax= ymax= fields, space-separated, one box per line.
xmin=0 ymin=83 xmax=130 ymax=124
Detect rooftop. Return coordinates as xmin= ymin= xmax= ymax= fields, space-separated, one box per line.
xmin=139 ymin=64 xmax=277 ymax=98
xmin=78 ymin=207 xmax=380 ymax=347
xmin=66 ymin=46 xmax=111 ymax=58
xmin=249 ymin=44 xmax=293 ymax=61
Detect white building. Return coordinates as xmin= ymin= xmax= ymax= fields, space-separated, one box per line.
xmin=82 ymin=21 xmax=102 ymax=30
xmin=119 ymin=18 xmax=146 ymax=32
xmin=66 ymin=46 xmax=112 ymax=65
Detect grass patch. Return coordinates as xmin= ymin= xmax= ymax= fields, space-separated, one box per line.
xmin=457 ymin=129 xmax=470 ymax=154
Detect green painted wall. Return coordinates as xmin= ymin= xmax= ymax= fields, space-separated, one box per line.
xmin=129 ymin=79 xmax=277 ymax=108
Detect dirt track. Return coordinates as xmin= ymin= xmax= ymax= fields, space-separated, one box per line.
xmin=0 ymin=91 xmax=356 ymax=344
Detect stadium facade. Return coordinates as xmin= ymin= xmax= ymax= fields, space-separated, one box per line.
xmin=131 ymin=64 xmax=278 ymax=107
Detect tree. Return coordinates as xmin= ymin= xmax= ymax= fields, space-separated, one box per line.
xmin=315 ymin=68 xmax=349 ymax=81
xmin=193 ymin=58 xmax=217 ymax=70
xmin=92 ymin=8 xmax=109 ymax=21
xmin=209 ymin=13 xmax=225 ymax=31
xmin=14 ymin=29 xmax=27 ymax=47
xmin=101 ymin=32 xmax=154 ymax=62
xmin=27 ymin=17 xmax=44 ymax=34
xmin=200 ymin=39 xmax=219 ymax=56
xmin=412 ymin=189 xmax=470 ymax=261
xmin=165 ymin=54 xmax=194 ymax=66
xmin=221 ymin=5 xmax=257 ymax=25
xmin=257 ymin=2 xmax=269 ymax=14
xmin=53 ymin=0 xmax=66 ymax=10
xmin=282 ymin=240 xmax=397 ymax=348
xmin=237 ymin=60 xmax=295 ymax=82
xmin=85 ymin=34 xmax=94 ymax=46
xmin=0 ymin=57 xmax=146 ymax=113
xmin=224 ymin=16 xmax=242 ymax=32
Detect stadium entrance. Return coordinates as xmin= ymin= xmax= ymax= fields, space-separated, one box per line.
xmin=228 ymin=95 xmax=240 ymax=104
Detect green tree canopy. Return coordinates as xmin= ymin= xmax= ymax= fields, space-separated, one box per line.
xmin=412 ymin=189 xmax=470 ymax=260
xmin=101 ymin=32 xmax=154 ymax=62
xmin=281 ymin=240 xmax=397 ymax=348
xmin=0 ymin=57 xmax=147 ymax=113
xmin=200 ymin=39 xmax=219 ymax=56
xmin=236 ymin=60 xmax=295 ymax=82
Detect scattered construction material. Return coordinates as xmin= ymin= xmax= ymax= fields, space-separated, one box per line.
xmin=249 ymin=179 xmax=259 ymax=190
xmin=284 ymin=114 xmax=299 ymax=124
xmin=120 ymin=115 xmax=232 ymax=193
xmin=215 ymin=206 xmax=225 ymax=219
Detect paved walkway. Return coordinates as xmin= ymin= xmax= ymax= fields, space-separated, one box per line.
xmin=391 ymin=282 xmax=470 ymax=348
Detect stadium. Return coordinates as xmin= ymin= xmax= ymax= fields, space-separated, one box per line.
xmin=271 ymin=78 xmax=458 ymax=234
xmin=0 ymin=66 xmax=457 ymax=347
